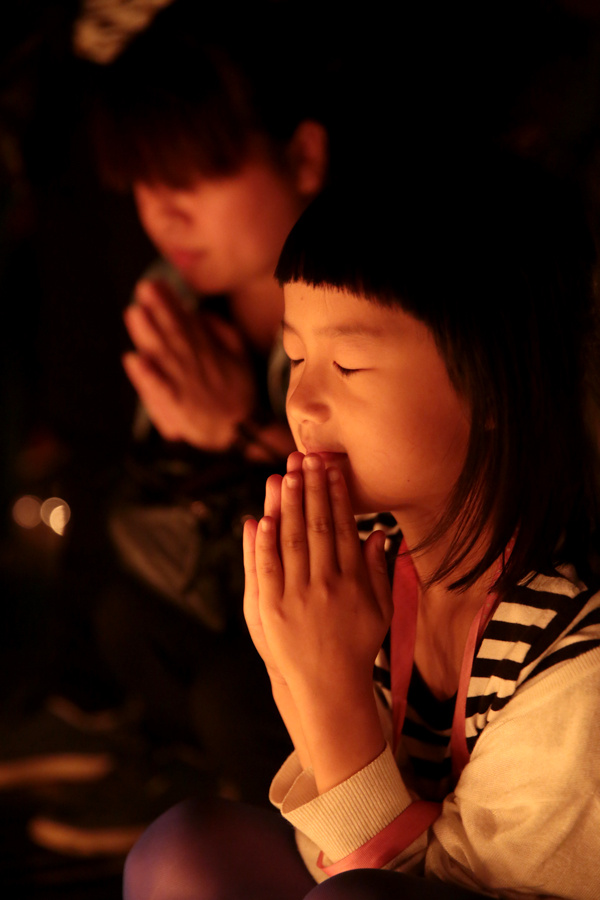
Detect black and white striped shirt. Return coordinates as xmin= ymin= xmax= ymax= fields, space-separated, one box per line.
xmin=361 ymin=515 xmax=600 ymax=804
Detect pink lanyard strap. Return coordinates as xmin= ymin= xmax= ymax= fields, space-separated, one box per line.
xmin=390 ymin=547 xmax=419 ymax=753
xmin=390 ymin=543 xmax=499 ymax=784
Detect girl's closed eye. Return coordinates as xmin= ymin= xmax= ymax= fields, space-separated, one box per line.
xmin=334 ymin=362 xmax=360 ymax=377
xmin=282 ymin=338 xmax=304 ymax=369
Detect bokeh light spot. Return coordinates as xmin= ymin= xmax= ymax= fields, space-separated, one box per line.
xmin=40 ymin=497 xmax=71 ymax=535
xmin=12 ymin=495 xmax=42 ymax=529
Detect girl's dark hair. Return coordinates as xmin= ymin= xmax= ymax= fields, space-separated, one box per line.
xmin=88 ymin=0 xmax=330 ymax=190
xmin=276 ymin=149 xmax=600 ymax=591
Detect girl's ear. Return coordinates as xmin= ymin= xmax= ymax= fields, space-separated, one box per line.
xmin=287 ymin=120 xmax=329 ymax=197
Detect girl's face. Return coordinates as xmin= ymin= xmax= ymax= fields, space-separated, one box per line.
xmin=283 ymin=282 xmax=471 ymax=535
xmin=133 ymin=152 xmax=307 ymax=296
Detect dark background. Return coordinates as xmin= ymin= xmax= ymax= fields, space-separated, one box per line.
xmin=1 ymin=0 xmax=600 ymax=895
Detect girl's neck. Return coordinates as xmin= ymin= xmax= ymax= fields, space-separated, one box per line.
xmin=397 ymin=513 xmax=495 ymax=596
xmin=399 ymin=521 xmax=497 ymax=701
xmin=229 ymin=275 xmax=284 ymax=354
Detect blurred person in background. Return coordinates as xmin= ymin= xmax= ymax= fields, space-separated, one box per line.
xmin=21 ymin=0 xmax=334 ymax=858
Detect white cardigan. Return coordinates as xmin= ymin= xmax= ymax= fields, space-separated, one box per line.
xmin=270 ymin=565 xmax=600 ymax=898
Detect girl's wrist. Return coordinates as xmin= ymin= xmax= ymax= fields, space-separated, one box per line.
xmin=290 ymin=679 xmax=385 ymax=794
xmin=271 ymin=680 xmax=312 ymax=771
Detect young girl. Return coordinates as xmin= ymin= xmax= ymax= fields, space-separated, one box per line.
xmin=123 ymin=151 xmax=600 ymax=898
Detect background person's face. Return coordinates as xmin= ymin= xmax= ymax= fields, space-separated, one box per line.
xmin=133 ymin=154 xmax=306 ymax=296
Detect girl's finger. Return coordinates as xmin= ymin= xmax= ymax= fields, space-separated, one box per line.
xmin=279 ymin=470 xmax=310 ymax=586
xmin=362 ymin=530 xmax=393 ymax=621
xmin=264 ymin=474 xmax=283 ymax=555
xmin=287 ymin=451 xmax=304 ymax=474
xmin=301 ymin=454 xmax=337 ymax=573
xmin=326 ymin=465 xmax=363 ymax=572
xmin=264 ymin=474 xmax=283 ymax=521
xmin=242 ymin=517 xmax=259 ymax=620
xmin=254 ymin=515 xmax=285 ymax=603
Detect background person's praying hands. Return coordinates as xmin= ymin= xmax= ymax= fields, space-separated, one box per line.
xmin=122 ymin=277 xmax=256 ymax=452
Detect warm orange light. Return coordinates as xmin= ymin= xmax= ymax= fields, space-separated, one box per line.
xmin=40 ymin=497 xmax=71 ymax=536
xmin=12 ymin=495 xmax=42 ymax=529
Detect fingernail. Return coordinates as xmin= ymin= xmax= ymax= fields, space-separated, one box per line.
xmin=285 ymin=472 xmax=301 ymax=489
xmin=260 ymin=517 xmax=273 ymax=532
xmin=304 ymin=454 xmax=321 ymax=470
xmin=326 ymin=466 xmax=340 ymax=483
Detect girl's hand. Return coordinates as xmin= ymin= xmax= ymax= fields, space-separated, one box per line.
xmin=244 ymin=452 xmax=313 ymax=767
xmin=242 ymin=451 xmax=305 ymax=685
xmin=255 ymin=453 xmax=392 ymax=705
xmin=122 ymin=279 xmax=256 ymax=451
xmin=243 ymin=472 xmax=285 ymax=684
xmin=244 ymin=452 xmax=393 ymax=790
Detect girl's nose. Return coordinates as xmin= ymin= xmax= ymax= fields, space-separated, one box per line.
xmin=286 ymin=369 xmax=330 ymax=426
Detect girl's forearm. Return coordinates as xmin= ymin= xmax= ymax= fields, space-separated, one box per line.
xmin=273 ymin=679 xmax=386 ymax=795
xmin=271 ymin=680 xmax=312 ymax=771
xmin=292 ymin=677 xmax=386 ymax=795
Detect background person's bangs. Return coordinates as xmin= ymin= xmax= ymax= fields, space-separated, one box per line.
xmin=93 ymin=92 xmax=254 ymax=191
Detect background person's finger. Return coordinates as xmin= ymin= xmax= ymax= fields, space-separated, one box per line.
xmin=122 ymin=351 xmax=184 ymax=440
xmin=123 ymin=301 xmax=166 ymax=358
xmin=124 ymin=298 xmax=190 ymax=386
xmin=136 ymin=279 xmax=205 ymax=367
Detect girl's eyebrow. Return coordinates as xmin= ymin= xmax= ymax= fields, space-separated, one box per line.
xmin=281 ymin=320 xmax=383 ymax=339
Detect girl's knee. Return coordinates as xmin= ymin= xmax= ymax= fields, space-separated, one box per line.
xmin=124 ymin=798 xmax=215 ymax=900
xmin=123 ymin=796 xmax=312 ymax=900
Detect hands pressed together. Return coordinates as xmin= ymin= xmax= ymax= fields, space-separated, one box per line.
xmin=122 ymin=278 xmax=256 ymax=451
xmin=243 ymin=451 xmax=393 ymax=792
xmin=123 ymin=273 xmax=394 ymax=789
